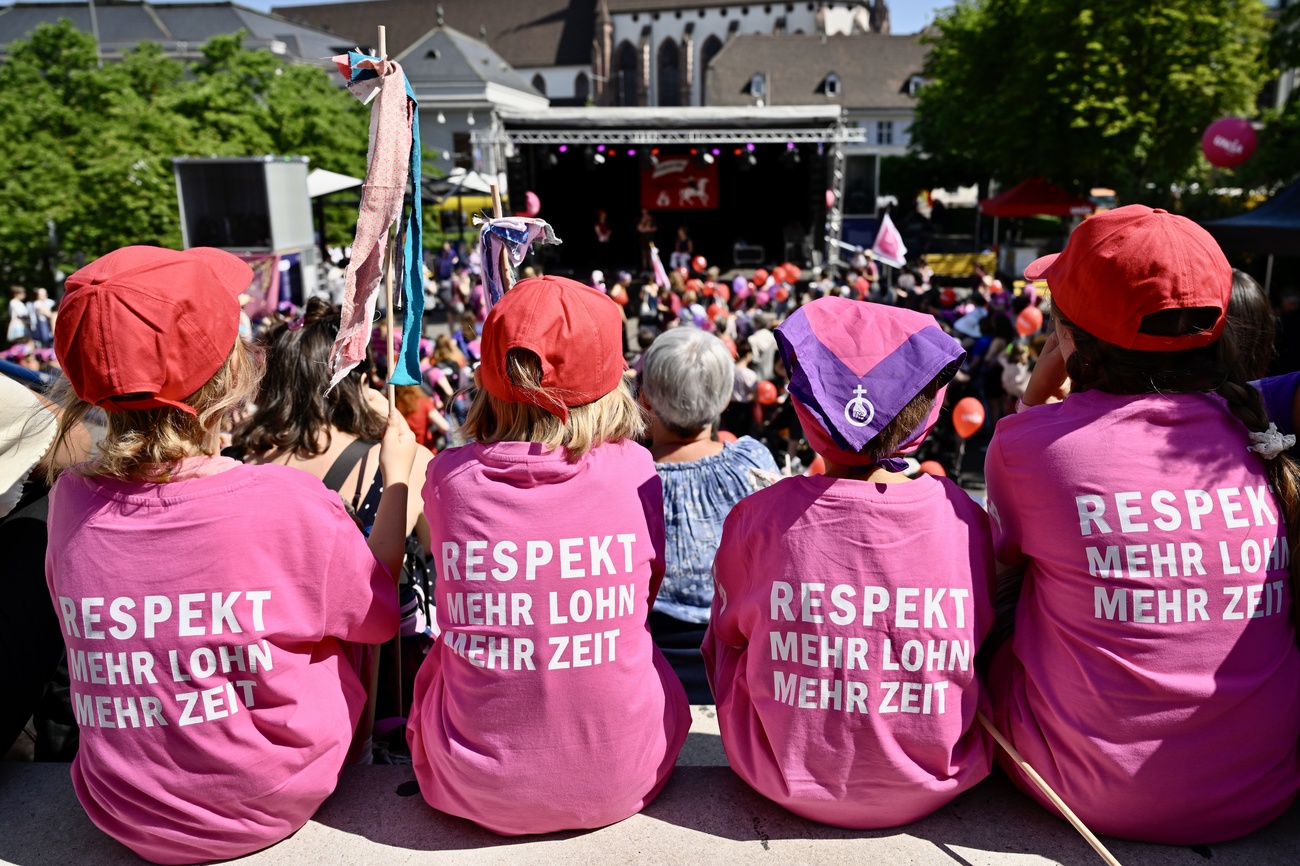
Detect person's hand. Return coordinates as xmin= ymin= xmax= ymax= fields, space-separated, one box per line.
xmin=1022 ymin=332 xmax=1070 ymax=407
xmin=378 ymin=407 xmax=417 ymax=484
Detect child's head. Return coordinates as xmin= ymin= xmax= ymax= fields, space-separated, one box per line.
xmin=48 ymin=246 xmax=261 ymax=479
xmin=775 ymin=297 xmax=964 ymax=468
xmin=464 ymin=276 xmax=642 ymax=460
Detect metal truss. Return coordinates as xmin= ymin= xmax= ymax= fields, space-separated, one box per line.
xmin=476 ymin=127 xmax=866 ymax=147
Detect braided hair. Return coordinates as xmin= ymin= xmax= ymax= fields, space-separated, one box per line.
xmin=1056 ymin=305 xmax=1300 ymax=631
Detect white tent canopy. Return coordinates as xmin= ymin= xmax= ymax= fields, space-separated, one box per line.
xmin=307 ymin=168 xmax=363 ymax=198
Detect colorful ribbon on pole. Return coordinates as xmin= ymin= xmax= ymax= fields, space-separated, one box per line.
xmin=327 ymin=51 xmax=424 ymax=389
xmin=474 ymin=216 xmax=562 ymax=313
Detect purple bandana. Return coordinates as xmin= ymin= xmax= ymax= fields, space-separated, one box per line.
xmin=776 ymin=297 xmax=965 ymax=467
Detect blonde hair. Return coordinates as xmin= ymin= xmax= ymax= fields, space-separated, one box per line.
xmin=461 ymin=348 xmax=643 ymax=461
xmin=43 ymin=339 xmax=263 ymax=481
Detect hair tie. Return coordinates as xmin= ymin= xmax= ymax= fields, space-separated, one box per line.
xmin=1247 ymin=423 xmax=1295 ymax=460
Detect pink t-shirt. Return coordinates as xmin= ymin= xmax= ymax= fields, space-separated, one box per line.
xmin=985 ymin=390 xmax=1300 ymax=843
xmin=702 ymin=473 xmax=995 ymax=829
xmin=408 ymin=439 xmax=689 ymax=835
xmin=46 ymin=457 xmax=398 ymax=865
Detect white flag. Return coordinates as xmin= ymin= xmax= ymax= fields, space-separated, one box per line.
xmin=871 ymin=213 xmax=908 ymax=269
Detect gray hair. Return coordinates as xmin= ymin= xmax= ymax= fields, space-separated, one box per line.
xmin=640 ymin=327 xmax=735 ymax=436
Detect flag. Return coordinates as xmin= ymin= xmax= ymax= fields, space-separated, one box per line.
xmin=327 ymin=52 xmax=424 ymax=389
xmin=474 ymin=216 xmax=563 ymax=313
xmin=871 ymin=213 xmax=908 ymax=269
xmin=650 ymin=244 xmax=669 ymax=288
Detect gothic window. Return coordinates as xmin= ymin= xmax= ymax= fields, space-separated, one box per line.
xmin=616 ymin=41 xmax=639 ymax=106
xmin=575 ymin=71 xmax=590 ymax=103
xmin=658 ymin=38 xmax=681 ymax=107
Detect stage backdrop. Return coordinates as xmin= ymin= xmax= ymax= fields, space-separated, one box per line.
xmin=641 ymin=157 xmax=719 ymax=210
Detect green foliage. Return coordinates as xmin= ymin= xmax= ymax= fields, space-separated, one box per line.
xmin=912 ymin=0 xmax=1273 ymax=205
xmin=0 ymin=21 xmax=370 ymax=285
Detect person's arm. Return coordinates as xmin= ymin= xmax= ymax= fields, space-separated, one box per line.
xmin=1020 ymin=331 xmax=1070 ymax=407
xmin=368 ymin=409 xmax=417 ymax=581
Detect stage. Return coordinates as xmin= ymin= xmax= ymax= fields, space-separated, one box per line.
xmin=481 ymin=107 xmax=864 ymax=279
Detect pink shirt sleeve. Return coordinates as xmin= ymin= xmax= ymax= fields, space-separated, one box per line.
xmin=320 ymin=497 xmax=400 ymax=645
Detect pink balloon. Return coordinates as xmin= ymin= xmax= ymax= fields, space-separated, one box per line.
xmin=523 ymin=191 xmax=541 ymax=217
xmin=824 ymin=189 xmax=836 ymax=209
xmin=1201 ymin=117 xmax=1257 ymax=168
xmin=756 ymin=290 xmax=771 ymax=307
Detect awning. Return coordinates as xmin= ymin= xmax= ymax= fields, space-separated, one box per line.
xmin=307 ymin=168 xmax=363 ymax=198
xmin=979 ymin=177 xmax=1095 ymax=218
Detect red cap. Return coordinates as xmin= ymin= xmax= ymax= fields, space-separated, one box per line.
xmin=55 ymin=246 xmax=252 ymax=415
xmin=479 ymin=276 xmax=625 ymax=422
xmin=1023 ymin=205 xmax=1231 ymax=352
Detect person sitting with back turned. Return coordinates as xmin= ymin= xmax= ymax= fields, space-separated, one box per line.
xmin=638 ymin=327 xmax=777 ymax=701
xmin=703 ymin=297 xmax=993 ymax=828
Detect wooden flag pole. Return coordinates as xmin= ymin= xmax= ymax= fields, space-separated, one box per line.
xmin=976 ymin=712 xmax=1123 ymax=866
xmin=377 ymin=24 xmax=397 ymax=413
xmin=490 ymin=182 xmax=512 ymax=293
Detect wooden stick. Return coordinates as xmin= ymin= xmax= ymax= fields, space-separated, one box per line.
xmin=976 ymin=712 xmax=1123 ymax=866
xmin=377 ymin=24 xmax=386 ymax=59
xmin=490 ymin=182 xmax=512 ymax=293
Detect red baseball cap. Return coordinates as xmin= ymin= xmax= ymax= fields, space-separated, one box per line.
xmin=1023 ymin=205 xmax=1232 ymax=352
xmin=479 ymin=276 xmax=625 ymax=422
xmin=55 ymin=246 xmax=252 ymax=415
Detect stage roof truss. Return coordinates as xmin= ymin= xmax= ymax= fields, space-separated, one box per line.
xmin=478 ymin=127 xmax=866 ymax=146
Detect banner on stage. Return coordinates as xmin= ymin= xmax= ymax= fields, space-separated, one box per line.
xmin=641 ymin=158 xmax=718 ymax=210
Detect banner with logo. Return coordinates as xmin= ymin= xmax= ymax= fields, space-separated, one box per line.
xmin=641 ymin=157 xmax=719 ymax=210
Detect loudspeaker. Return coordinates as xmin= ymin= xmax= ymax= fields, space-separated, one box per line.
xmin=173 ymin=157 xmax=314 ymax=253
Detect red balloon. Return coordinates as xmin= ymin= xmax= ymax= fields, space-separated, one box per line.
xmin=1202 ymin=117 xmax=1257 ymax=168
xmin=523 ymin=191 xmax=541 ymax=217
xmin=676 ymin=266 xmax=689 ymax=280
xmin=717 ymin=429 xmax=738 ymax=444
xmin=807 ymin=455 xmax=826 ymax=476
xmin=757 ymin=380 xmax=779 ymax=406
xmin=720 ymin=336 xmax=738 ymax=359
xmin=706 ymin=303 xmax=725 ymax=321
xmin=918 ymin=460 xmax=947 ymax=478
xmin=953 ymin=397 xmax=986 ymax=439
xmin=692 ymin=255 xmax=708 ymax=273
xmin=1016 ymin=305 xmax=1044 ymax=336
xmin=754 ymin=268 xmax=769 ymax=285
xmin=609 ymin=285 xmax=629 ymax=306
xmin=701 ymin=281 xmax=715 ymax=297
xmin=685 ymin=278 xmax=704 ymax=294
xmin=773 ymin=266 xmax=789 ymax=284
xmin=715 ymin=283 xmax=731 ymax=303
xmin=785 ymin=263 xmax=802 ymax=282
xmin=775 ymin=286 xmax=790 ymax=303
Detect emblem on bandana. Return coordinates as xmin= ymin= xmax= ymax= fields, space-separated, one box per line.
xmin=844 ymin=384 xmax=875 ymax=428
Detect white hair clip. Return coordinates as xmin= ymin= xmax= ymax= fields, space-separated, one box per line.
xmin=1247 ymin=423 xmax=1296 ymax=460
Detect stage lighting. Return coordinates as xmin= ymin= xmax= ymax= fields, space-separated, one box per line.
xmin=584 ymin=146 xmax=606 ymax=169
xmin=558 ymin=144 xmax=569 ymax=153
xmin=780 ymin=145 xmax=801 ymax=169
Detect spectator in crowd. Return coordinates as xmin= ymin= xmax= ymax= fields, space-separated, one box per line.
xmin=704 ymin=297 xmax=991 ymax=828
xmin=638 ymin=328 xmax=777 ymax=700
xmin=406 ymin=276 xmax=688 ymax=836
xmin=42 ymin=246 xmax=413 ymax=863
xmin=985 ymin=206 xmax=1300 ymax=844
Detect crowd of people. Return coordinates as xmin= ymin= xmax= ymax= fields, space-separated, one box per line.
xmin=3 ymin=204 xmax=1300 ymax=863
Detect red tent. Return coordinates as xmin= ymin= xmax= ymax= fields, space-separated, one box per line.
xmin=979 ymin=177 xmax=1096 ymax=217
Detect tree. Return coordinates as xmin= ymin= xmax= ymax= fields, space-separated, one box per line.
xmin=0 ymin=21 xmax=371 ymax=286
xmin=1235 ymin=1 xmax=1300 ymax=191
xmin=911 ymin=0 xmax=1272 ymax=205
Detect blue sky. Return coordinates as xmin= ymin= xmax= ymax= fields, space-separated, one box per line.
xmin=248 ymin=1 xmax=952 ymax=35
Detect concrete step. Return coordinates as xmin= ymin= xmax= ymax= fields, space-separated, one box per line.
xmin=0 ymin=706 xmax=1294 ymax=865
